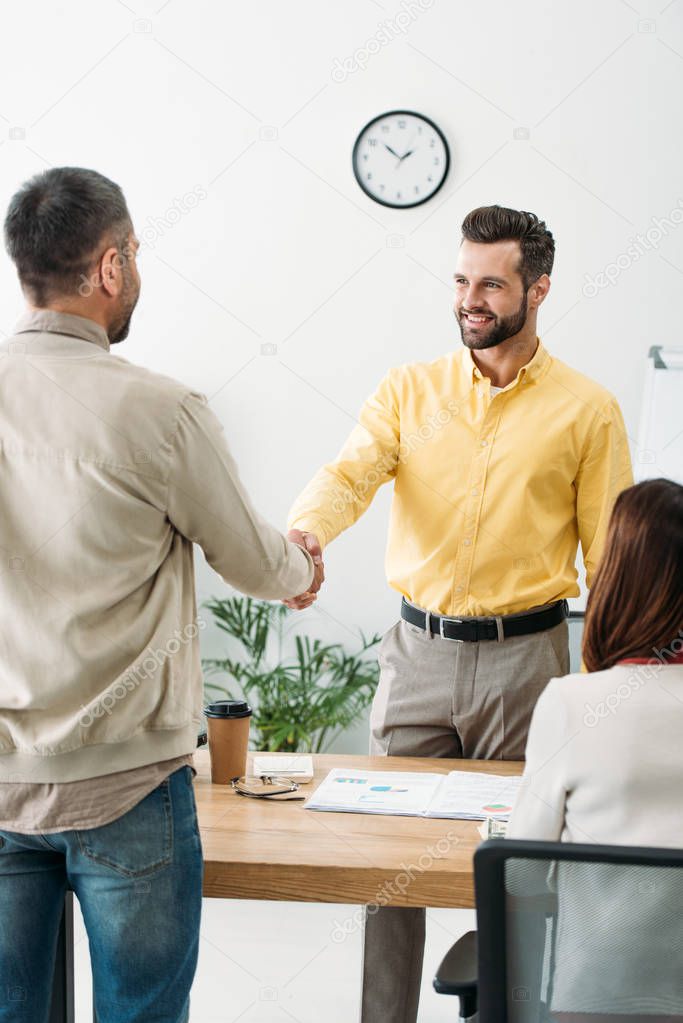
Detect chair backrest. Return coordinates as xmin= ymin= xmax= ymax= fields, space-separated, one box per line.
xmin=474 ymin=839 xmax=683 ymax=1023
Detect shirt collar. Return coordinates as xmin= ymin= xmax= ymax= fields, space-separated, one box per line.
xmin=12 ymin=309 xmax=111 ymax=352
xmin=460 ymin=336 xmax=549 ymax=390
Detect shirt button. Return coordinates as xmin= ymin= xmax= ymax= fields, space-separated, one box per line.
xmin=471 ymin=489 xmax=478 ymax=496
xmin=463 ymin=538 xmax=472 ymax=546
xmin=480 ymin=440 xmax=488 ymax=447
xmin=455 ymin=585 xmax=464 ymax=593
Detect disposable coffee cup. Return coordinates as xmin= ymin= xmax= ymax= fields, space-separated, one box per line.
xmin=203 ymin=700 xmax=252 ymax=784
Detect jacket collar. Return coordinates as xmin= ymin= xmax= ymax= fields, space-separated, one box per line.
xmin=12 ymin=309 xmax=110 ymax=352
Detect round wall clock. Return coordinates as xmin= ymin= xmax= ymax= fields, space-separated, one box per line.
xmin=352 ymin=110 xmax=450 ymax=209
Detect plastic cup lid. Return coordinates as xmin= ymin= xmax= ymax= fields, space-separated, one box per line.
xmin=203 ymin=700 xmax=252 ymax=719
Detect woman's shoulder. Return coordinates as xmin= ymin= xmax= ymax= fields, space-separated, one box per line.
xmin=542 ymin=662 xmax=683 ymax=712
xmin=549 ymin=661 xmax=683 ymax=688
xmin=541 ymin=668 xmax=609 ymax=697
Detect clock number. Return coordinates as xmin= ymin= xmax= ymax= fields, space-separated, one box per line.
xmin=367 ymin=173 xmax=372 ymax=180
xmin=381 ymin=124 xmax=390 ymax=132
xmin=429 ymin=138 xmax=436 ymax=147
xmin=434 ymin=157 xmax=440 ymax=164
xmin=368 ymin=138 xmax=377 ymax=146
xmin=398 ymin=119 xmax=406 ymax=129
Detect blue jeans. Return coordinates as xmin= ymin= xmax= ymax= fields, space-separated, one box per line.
xmin=0 ymin=764 xmax=203 ymax=1023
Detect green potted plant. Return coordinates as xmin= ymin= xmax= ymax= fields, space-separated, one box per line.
xmin=200 ymin=595 xmax=381 ymax=753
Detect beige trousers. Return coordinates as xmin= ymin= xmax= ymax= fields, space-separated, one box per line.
xmin=360 ymin=607 xmax=570 ymax=1023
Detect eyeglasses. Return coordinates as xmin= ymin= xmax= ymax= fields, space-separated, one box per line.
xmin=231 ymin=775 xmax=305 ymax=800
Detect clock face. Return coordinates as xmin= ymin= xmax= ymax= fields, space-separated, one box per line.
xmin=352 ymin=110 xmax=450 ymax=209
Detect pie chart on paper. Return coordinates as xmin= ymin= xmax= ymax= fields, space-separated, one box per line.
xmin=482 ymin=802 xmax=512 ymax=814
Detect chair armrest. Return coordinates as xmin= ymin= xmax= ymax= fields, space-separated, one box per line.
xmin=433 ymin=929 xmax=478 ymax=997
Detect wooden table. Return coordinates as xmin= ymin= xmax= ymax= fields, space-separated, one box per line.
xmin=196 ymin=749 xmax=523 ymax=910
xmin=55 ymin=750 xmax=523 ymax=1022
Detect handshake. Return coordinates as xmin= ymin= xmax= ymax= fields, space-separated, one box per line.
xmin=285 ymin=529 xmax=324 ymax=611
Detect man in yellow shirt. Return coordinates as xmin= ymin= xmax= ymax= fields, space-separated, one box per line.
xmin=286 ymin=205 xmax=633 ymax=1023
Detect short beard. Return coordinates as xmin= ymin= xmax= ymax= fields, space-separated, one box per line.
xmin=456 ymin=290 xmax=528 ymax=351
xmin=110 ymin=311 xmax=133 ymax=345
xmin=108 ymin=264 xmax=139 ymax=345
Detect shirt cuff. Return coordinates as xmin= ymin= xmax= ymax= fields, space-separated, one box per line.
xmin=286 ymin=517 xmax=331 ymax=551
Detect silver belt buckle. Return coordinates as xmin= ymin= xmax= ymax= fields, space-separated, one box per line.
xmin=439 ymin=615 xmax=464 ymax=642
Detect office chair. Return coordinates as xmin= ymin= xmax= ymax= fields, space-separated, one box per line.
xmin=434 ymin=838 xmax=683 ymax=1023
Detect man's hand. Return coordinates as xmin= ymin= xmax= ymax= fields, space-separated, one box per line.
xmin=284 ymin=529 xmax=324 ymax=610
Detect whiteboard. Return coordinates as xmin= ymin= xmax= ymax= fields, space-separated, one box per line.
xmin=635 ymin=346 xmax=683 ymax=485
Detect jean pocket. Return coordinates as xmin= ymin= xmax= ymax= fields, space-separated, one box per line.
xmin=76 ymin=776 xmax=173 ymax=878
xmin=0 ymin=831 xmax=42 ymax=857
xmin=0 ymin=832 xmax=19 ymax=852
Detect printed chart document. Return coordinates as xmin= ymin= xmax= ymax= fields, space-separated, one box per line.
xmin=305 ymin=768 xmax=521 ymax=821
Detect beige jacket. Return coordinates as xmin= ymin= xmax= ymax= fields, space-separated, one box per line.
xmin=0 ymin=310 xmax=313 ymax=783
xmin=507 ymin=659 xmax=683 ymax=1014
xmin=508 ymin=660 xmax=683 ymax=846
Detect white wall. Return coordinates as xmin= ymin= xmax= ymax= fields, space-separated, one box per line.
xmin=1 ymin=0 xmax=681 ymax=746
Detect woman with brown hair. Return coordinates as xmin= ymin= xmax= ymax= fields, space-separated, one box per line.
xmin=581 ymin=477 xmax=683 ymax=674
xmin=509 ymin=476 xmax=683 ymax=844
xmin=507 ymin=477 xmax=683 ymax=1020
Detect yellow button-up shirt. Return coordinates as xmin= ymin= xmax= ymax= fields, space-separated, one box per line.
xmin=288 ymin=339 xmax=633 ymax=616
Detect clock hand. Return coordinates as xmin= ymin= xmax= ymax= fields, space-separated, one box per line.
xmin=384 ymin=144 xmax=401 ymax=159
xmin=397 ymin=126 xmax=421 ymax=162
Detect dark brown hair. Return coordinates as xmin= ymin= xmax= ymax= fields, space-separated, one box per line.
xmin=461 ymin=205 xmax=555 ymax=289
xmin=582 ymin=478 xmax=683 ymax=672
xmin=4 ymin=167 xmax=131 ymax=305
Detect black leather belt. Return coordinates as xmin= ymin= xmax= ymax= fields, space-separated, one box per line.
xmin=401 ymin=596 xmax=568 ymax=642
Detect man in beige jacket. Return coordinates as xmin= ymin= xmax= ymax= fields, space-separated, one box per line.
xmin=0 ymin=166 xmax=321 ymax=1023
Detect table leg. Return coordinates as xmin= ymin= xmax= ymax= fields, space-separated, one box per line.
xmin=49 ymin=891 xmax=75 ymax=1023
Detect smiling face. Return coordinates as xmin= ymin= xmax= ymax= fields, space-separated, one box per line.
xmin=453 ymin=238 xmax=531 ymax=350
